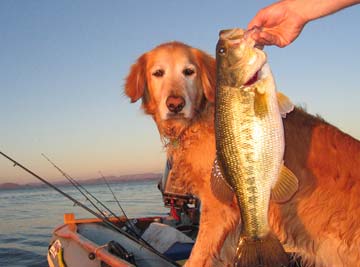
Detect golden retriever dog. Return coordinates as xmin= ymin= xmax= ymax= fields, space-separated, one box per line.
xmin=124 ymin=41 xmax=360 ymax=267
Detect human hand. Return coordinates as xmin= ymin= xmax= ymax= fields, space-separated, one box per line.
xmin=248 ymin=0 xmax=308 ymax=47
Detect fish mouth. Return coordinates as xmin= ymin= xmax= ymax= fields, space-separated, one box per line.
xmin=242 ymin=44 xmax=267 ymax=87
xmin=244 ymin=70 xmax=260 ymax=86
xmin=229 ymin=54 xmax=266 ymax=87
xmin=243 ymin=60 xmax=266 ymax=87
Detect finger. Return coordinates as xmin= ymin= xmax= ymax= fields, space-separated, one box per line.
xmin=248 ymin=21 xmax=264 ymax=32
xmin=247 ymin=9 xmax=267 ymax=30
xmin=248 ymin=20 xmax=261 ymax=31
xmin=261 ymin=31 xmax=290 ymax=47
xmin=256 ymin=31 xmax=281 ymax=47
xmin=259 ymin=31 xmax=277 ymax=45
xmin=256 ymin=36 xmax=273 ymax=46
xmin=248 ymin=8 xmax=269 ymax=29
xmin=247 ymin=31 xmax=262 ymax=44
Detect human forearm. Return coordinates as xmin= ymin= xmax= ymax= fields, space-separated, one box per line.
xmin=296 ymin=0 xmax=360 ymax=22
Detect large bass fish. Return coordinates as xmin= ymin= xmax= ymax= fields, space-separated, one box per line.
xmin=214 ymin=28 xmax=298 ymax=267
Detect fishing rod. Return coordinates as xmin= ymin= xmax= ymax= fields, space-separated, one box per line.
xmin=99 ymin=171 xmax=141 ymax=237
xmin=98 ymin=171 xmax=129 ymax=220
xmin=0 ymin=151 xmax=119 ymax=230
xmin=41 ymin=153 xmax=142 ymax=239
xmin=41 ymin=153 xmax=118 ymax=219
xmin=0 ymin=150 xmax=180 ymax=266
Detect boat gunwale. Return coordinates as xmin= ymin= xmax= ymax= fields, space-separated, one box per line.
xmin=53 ymin=222 xmax=135 ymax=267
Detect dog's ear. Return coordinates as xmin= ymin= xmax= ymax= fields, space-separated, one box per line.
xmin=193 ymin=49 xmax=216 ymax=103
xmin=124 ymin=54 xmax=147 ymax=103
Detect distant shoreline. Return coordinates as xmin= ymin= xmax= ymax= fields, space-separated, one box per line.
xmin=0 ymin=173 xmax=162 ymax=191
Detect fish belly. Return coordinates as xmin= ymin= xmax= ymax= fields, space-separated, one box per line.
xmin=215 ymin=86 xmax=284 ymax=238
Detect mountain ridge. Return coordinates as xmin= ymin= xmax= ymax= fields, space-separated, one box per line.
xmin=0 ymin=172 xmax=162 ymax=190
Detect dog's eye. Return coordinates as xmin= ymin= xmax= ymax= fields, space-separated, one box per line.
xmin=183 ymin=68 xmax=195 ymax=76
xmin=152 ymin=69 xmax=165 ymax=77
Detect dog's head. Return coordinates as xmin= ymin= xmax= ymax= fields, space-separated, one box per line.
xmin=125 ymin=42 xmax=215 ymax=139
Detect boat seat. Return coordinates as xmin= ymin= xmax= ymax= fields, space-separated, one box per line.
xmin=163 ymin=242 xmax=194 ymax=261
xmin=141 ymin=222 xmax=194 ymax=261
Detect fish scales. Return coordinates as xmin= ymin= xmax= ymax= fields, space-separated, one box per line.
xmin=216 ymin=86 xmax=282 ymax=238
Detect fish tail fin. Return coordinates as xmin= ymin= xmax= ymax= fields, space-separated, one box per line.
xmin=235 ymin=233 xmax=289 ymax=267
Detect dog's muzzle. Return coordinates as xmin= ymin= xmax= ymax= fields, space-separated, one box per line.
xmin=166 ymin=95 xmax=185 ymax=114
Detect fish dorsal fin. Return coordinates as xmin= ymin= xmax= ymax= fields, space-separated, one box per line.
xmin=277 ymin=92 xmax=294 ymax=118
xmin=271 ymin=163 xmax=298 ymax=203
xmin=210 ymin=157 xmax=234 ymax=204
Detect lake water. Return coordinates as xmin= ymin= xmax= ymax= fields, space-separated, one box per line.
xmin=0 ymin=180 xmax=168 ymax=267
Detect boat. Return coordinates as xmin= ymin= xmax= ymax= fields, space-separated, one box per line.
xmin=47 ymin=213 xmax=198 ymax=267
xmin=47 ymin=210 xmax=302 ymax=267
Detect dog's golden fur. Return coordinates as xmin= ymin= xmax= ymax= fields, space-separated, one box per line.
xmin=125 ymin=42 xmax=360 ymax=267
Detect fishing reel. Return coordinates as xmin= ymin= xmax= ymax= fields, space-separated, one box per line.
xmin=108 ymin=240 xmax=136 ymax=265
xmin=97 ymin=240 xmax=136 ymax=266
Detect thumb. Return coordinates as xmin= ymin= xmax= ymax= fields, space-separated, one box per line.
xmin=248 ymin=9 xmax=267 ymax=30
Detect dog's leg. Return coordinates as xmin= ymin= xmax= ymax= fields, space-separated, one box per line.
xmin=184 ymin=193 xmax=239 ymax=267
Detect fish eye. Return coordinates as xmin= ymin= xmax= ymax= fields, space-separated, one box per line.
xmin=218 ymin=47 xmax=227 ymax=55
xmin=152 ymin=69 xmax=165 ymax=77
xmin=183 ymin=68 xmax=195 ymax=76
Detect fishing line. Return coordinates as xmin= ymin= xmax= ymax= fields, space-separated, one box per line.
xmin=41 ymin=153 xmax=141 ymax=239
xmin=98 ymin=171 xmax=129 ymax=220
xmin=98 ymin=171 xmax=141 ymax=236
xmin=41 ymin=153 xmax=117 ymax=220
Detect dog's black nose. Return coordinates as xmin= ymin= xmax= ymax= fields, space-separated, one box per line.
xmin=166 ymin=96 xmax=185 ymax=114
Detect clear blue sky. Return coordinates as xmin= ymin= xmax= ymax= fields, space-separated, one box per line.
xmin=1 ymin=0 xmax=359 ymax=184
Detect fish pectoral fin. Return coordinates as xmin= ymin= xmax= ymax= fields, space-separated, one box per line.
xmin=271 ymin=164 xmax=299 ymax=203
xmin=254 ymin=90 xmax=269 ymax=117
xmin=210 ymin=157 xmax=234 ymax=204
xmin=277 ymin=92 xmax=294 ymax=118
